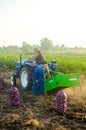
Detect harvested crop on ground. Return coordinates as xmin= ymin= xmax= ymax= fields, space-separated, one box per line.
xmin=0 ymin=68 xmax=86 ymax=130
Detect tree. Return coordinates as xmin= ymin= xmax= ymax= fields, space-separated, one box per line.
xmin=40 ymin=38 xmax=53 ymax=51
xmin=2 ymin=46 xmax=7 ymax=50
xmin=53 ymin=44 xmax=60 ymax=50
xmin=22 ymin=42 xmax=31 ymax=52
xmin=60 ymin=44 xmax=66 ymax=49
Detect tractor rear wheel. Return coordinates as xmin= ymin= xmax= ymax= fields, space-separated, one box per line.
xmin=20 ymin=67 xmax=33 ymax=90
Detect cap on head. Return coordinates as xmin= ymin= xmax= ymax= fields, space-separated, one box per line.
xmin=32 ymin=45 xmax=39 ymax=51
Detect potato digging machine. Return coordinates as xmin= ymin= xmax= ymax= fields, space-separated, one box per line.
xmin=10 ymin=55 xmax=81 ymax=93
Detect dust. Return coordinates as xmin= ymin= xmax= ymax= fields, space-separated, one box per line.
xmin=64 ymin=75 xmax=86 ymax=104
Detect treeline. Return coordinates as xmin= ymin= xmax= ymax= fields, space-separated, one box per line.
xmin=0 ymin=38 xmax=86 ymax=53
xmin=0 ymin=38 xmax=86 ymax=56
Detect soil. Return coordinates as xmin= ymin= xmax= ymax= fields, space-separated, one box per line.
xmin=0 ymin=68 xmax=86 ymax=130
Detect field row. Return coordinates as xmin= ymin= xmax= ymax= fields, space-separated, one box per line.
xmin=0 ymin=54 xmax=86 ymax=75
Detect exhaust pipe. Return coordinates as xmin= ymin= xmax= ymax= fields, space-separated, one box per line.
xmin=20 ymin=54 xmax=22 ymax=66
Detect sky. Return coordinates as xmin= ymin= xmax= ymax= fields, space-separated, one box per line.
xmin=0 ymin=0 xmax=86 ymax=47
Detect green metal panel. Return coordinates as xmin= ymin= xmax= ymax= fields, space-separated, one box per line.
xmin=57 ymin=73 xmax=81 ymax=87
xmin=44 ymin=75 xmax=59 ymax=92
xmin=44 ymin=73 xmax=81 ymax=92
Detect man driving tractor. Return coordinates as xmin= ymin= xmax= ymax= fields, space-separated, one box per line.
xmin=32 ymin=46 xmax=50 ymax=95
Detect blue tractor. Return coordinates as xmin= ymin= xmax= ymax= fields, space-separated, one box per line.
xmin=10 ymin=55 xmax=81 ymax=92
xmin=10 ymin=55 xmax=57 ymax=90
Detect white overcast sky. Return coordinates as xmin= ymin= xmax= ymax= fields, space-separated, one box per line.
xmin=0 ymin=0 xmax=86 ymax=47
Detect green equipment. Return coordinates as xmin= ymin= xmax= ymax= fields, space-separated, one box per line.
xmin=44 ymin=70 xmax=81 ymax=93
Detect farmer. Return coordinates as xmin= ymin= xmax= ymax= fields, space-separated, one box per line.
xmin=32 ymin=46 xmax=50 ymax=95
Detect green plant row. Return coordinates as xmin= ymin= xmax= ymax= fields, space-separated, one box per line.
xmin=46 ymin=55 xmax=86 ymax=75
xmin=0 ymin=54 xmax=86 ymax=75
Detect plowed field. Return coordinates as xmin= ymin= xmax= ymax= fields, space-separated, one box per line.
xmin=0 ymin=68 xmax=86 ymax=130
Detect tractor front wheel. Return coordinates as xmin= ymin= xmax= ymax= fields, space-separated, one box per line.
xmin=10 ymin=74 xmax=16 ymax=86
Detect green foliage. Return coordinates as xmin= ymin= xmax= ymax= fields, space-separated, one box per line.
xmin=40 ymin=38 xmax=53 ymax=51
xmin=0 ymin=50 xmax=86 ymax=76
xmin=22 ymin=42 xmax=32 ymax=52
xmin=46 ymin=55 xmax=86 ymax=75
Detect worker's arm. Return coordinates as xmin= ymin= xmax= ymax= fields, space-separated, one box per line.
xmin=44 ymin=64 xmax=51 ymax=78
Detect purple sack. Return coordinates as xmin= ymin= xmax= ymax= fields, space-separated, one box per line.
xmin=56 ymin=91 xmax=67 ymax=113
xmin=0 ymin=77 xmax=5 ymax=90
xmin=9 ymin=87 xmax=20 ymax=106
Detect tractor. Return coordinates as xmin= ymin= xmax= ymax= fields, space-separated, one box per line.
xmin=10 ymin=55 xmax=81 ymax=93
